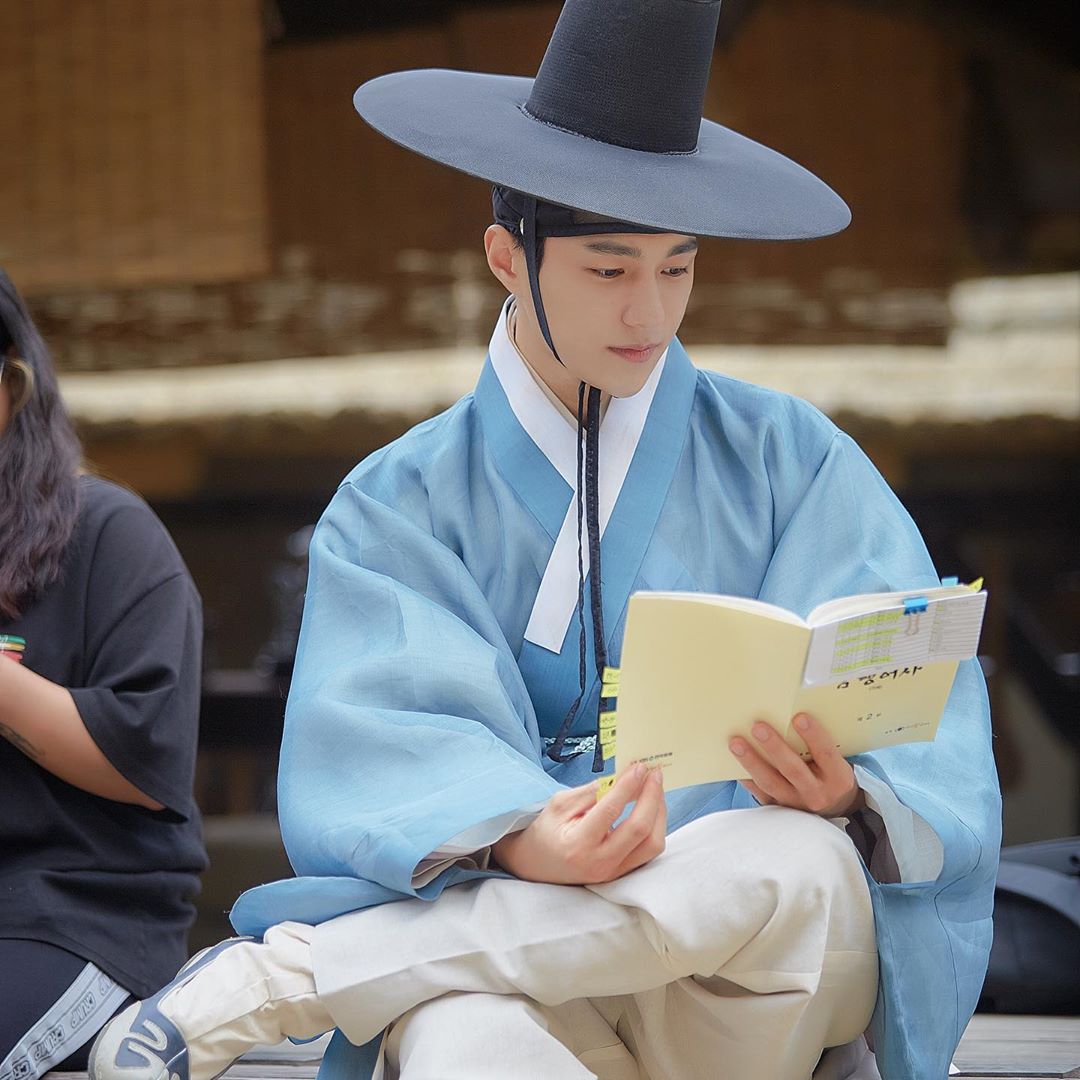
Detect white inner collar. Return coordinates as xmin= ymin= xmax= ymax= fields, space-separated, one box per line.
xmin=487 ymin=299 xmax=668 ymax=653
xmin=507 ymin=301 xmax=611 ymax=431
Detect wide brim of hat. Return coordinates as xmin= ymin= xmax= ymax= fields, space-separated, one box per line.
xmin=354 ymin=69 xmax=850 ymax=240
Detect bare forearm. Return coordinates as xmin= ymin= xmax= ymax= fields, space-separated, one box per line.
xmin=0 ymin=658 xmax=163 ymax=809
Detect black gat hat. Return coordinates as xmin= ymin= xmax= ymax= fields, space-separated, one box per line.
xmin=353 ymin=0 xmax=850 ymax=240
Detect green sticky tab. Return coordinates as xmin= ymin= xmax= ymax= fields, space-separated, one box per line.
xmin=600 ymin=726 xmax=617 ymax=747
xmin=602 ymin=740 xmax=616 ymax=761
xmin=599 ymin=710 xmax=617 ymax=730
xmin=597 ymin=775 xmax=616 ymax=799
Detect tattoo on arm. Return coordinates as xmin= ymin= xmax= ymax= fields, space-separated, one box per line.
xmin=0 ymin=721 xmax=43 ymax=761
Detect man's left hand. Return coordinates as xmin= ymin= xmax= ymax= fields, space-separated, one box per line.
xmin=729 ymin=713 xmax=865 ymax=818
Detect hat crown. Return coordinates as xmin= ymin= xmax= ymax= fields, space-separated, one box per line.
xmin=525 ymin=0 xmax=722 ymax=154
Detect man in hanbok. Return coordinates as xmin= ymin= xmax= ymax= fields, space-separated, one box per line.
xmin=91 ymin=1 xmax=1000 ymax=1078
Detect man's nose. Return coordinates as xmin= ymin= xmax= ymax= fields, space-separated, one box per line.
xmin=623 ymin=278 xmax=665 ymax=328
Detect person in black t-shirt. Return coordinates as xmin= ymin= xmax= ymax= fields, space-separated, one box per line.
xmin=0 ymin=270 xmax=207 ymax=1076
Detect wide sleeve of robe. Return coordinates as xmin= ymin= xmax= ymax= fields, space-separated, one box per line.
xmin=273 ymin=478 xmax=563 ymax=900
xmin=752 ymin=428 xmax=1001 ymax=886
xmin=747 ymin=423 xmax=1001 ymax=1076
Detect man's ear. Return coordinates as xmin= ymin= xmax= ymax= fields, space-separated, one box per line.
xmin=484 ymin=224 xmax=519 ymax=292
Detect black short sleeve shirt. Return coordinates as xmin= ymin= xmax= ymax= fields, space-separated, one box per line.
xmin=0 ymin=476 xmax=207 ymax=998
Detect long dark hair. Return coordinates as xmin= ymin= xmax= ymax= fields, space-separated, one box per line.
xmin=0 ymin=269 xmax=82 ymax=618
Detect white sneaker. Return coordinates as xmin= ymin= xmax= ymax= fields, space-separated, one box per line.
xmin=89 ymin=924 xmax=333 ymax=1080
xmin=89 ymin=938 xmax=254 ymax=1080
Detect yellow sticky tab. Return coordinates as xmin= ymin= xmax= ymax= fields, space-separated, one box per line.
xmin=600 ymin=726 xmax=617 ymax=747
xmin=597 ymin=775 xmax=616 ymax=799
xmin=602 ymin=740 xmax=616 ymax=761
xmin=599 ymin=710 xmax=617 ymax=730
xmin=601 ymin=666 xmax=621 ymax=695
xmin=966 ymin=576 xmax=985 ymax=592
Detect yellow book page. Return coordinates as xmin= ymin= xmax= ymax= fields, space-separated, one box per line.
xmin=615 ymin=594 xmax=810 ymax=790
xmin=788 ymin=660 xmax=959 ymax=759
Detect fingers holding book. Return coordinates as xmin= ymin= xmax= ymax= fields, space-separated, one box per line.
xmin=491 ymin=764 xmax=667 ymax=885
xmin=729 ymin=713 xmax=865 ymax=820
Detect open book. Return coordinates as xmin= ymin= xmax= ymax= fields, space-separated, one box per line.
xmin=603 ymin=581 xmax=987 ymax=792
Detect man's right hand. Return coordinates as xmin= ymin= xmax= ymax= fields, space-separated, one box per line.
xmin=491 ymin=763 xmax=666 ymax=885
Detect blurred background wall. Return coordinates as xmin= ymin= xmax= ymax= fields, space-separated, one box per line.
xmin=1 ymin=0 xmax=1077 ymax=938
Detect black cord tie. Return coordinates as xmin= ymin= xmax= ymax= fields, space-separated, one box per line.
xmin=583 ymin=384 xmax=609 ymax=772
xmin=517 ymin=193 xmax=608 ymax=772
xmin=547 ymin=382 xmax=608 ymax=770
xmin=548 ymin=381 xmax=590 ymax=763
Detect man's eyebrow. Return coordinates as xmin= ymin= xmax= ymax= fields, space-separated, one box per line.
xmin=584 ymin=239 xmax=641 ymax=257
xmin=667 ymin=238 xmax=698 ymax=256
xmin=582 ymin=237 xmax=699 ymax=258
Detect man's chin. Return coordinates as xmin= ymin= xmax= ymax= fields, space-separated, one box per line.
xmin=604 ymin=369 xmax=655 ymax=400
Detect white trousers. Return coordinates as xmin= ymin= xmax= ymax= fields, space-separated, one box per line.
xmin=310 ymin=807 xmax=880 ymax=1080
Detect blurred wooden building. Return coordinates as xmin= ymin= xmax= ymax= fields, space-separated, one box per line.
xmin=1 ymin=0 xmax=1077 ymax=851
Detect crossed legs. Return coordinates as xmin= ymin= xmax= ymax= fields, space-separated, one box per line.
xmin=317 ymin=806 xmax=878 ymax=1080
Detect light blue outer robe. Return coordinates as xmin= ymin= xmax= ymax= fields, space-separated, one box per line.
xmin=230 ymin=334 xmax=1001 ymax=1080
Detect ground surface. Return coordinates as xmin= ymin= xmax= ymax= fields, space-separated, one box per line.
xmin=53 ymin=1014 xmax=1080 ymax=1079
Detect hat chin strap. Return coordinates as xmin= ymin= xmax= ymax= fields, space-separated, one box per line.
xmin=522 ymin=195 xmax=610 ymax=771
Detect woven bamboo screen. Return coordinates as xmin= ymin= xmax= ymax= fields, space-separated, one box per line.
xmin=0 ymin=0 xmax=269 ymax=292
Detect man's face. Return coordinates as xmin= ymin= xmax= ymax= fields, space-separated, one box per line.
xmin=513 ymin=231 xmax=697 ymax=401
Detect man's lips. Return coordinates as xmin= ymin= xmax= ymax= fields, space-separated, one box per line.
xmin=608 ymin=343 xmax=660 ymax=364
